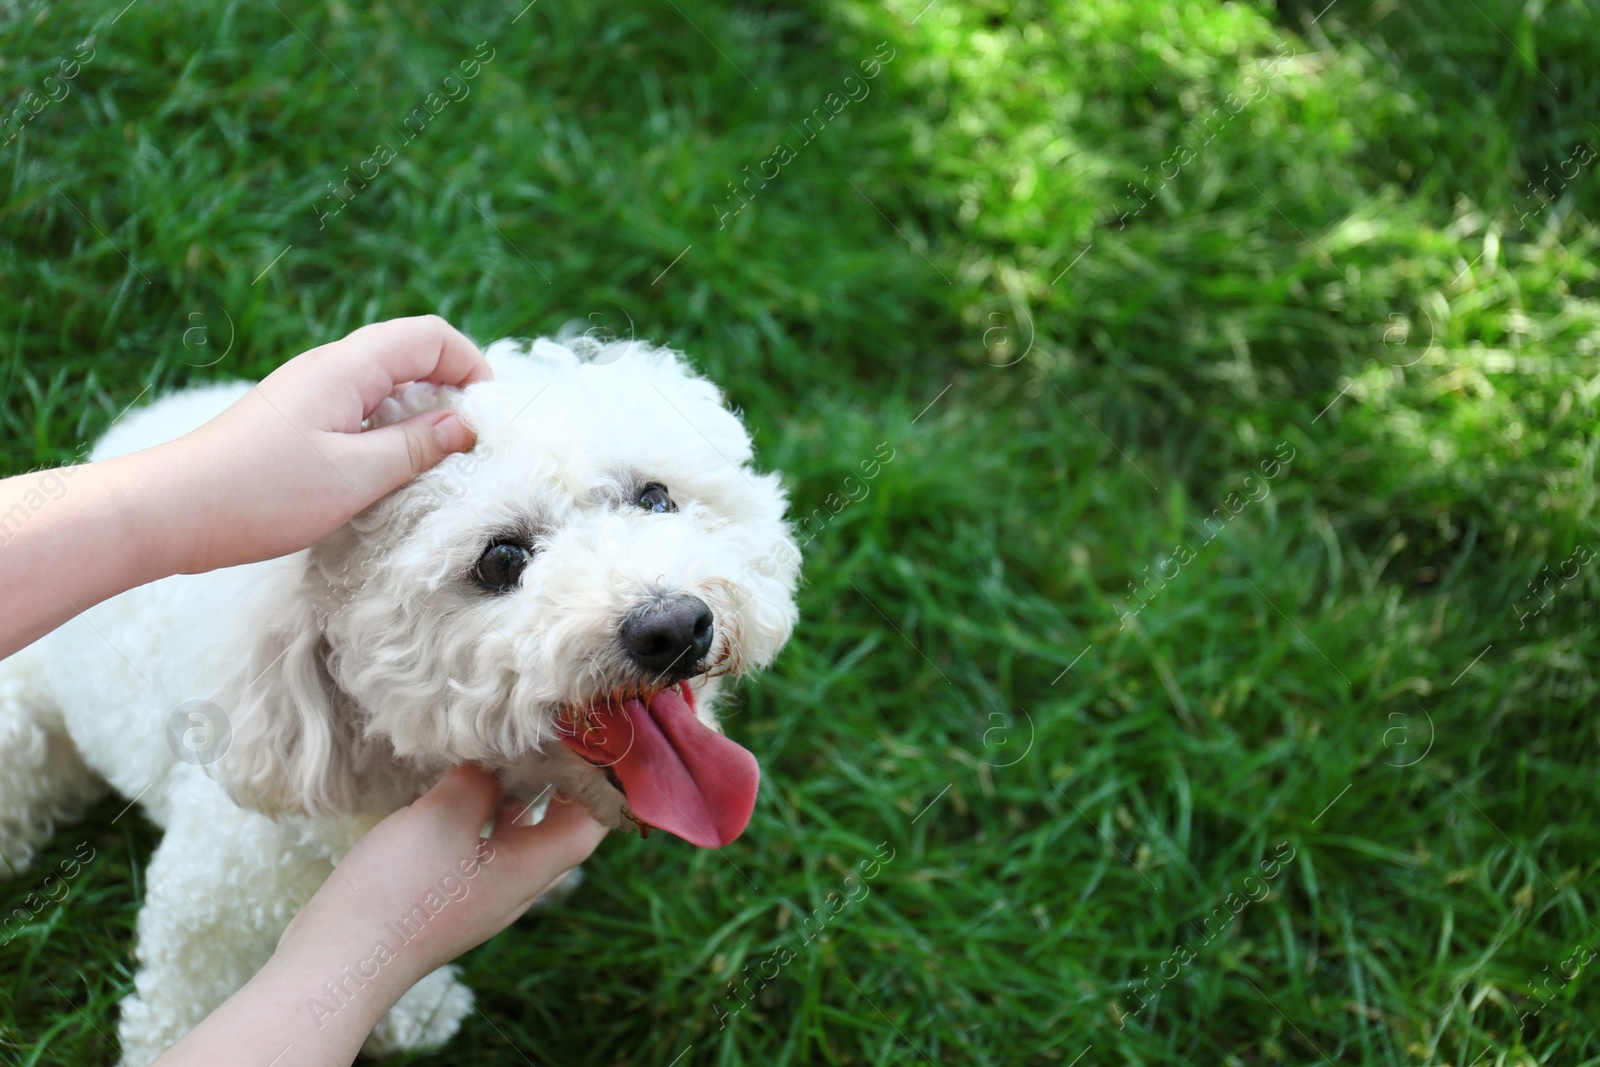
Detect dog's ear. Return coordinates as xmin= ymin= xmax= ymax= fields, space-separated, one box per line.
xmin=484 ymin=336 xmax=582 ymax=379
xmin=212 ymin=549 xmax=366 ymax=817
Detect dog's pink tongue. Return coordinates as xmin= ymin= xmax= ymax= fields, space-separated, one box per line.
xmin=559 ymin=688 xmax=759 ymax=848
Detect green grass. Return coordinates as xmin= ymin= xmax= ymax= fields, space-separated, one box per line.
xmin=4 ymin=0 xmax=1600 ymax=1063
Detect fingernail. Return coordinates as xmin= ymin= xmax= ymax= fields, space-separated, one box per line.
xmin=433 ymin=412 xmax=467 ymax=452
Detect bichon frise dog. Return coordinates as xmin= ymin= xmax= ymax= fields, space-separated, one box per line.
xmin=0 ymin=334 xmax=801 ymax=1064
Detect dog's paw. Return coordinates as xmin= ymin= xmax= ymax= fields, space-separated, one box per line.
xmin=362 ymin=963 xmax=473 ymax=1057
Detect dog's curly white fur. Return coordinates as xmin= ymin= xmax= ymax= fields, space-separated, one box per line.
xmin=0 ymin=336 xmax=800 ymax=1064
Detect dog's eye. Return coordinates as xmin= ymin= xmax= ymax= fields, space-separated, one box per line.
xmin=473 ymin=542 xmax=530 ymax=592
xmin=637 ymin=483 xmax=676 ymax=514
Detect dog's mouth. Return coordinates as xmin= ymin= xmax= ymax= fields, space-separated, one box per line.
xmin=556 ymin=681 xmax=760 ymax=849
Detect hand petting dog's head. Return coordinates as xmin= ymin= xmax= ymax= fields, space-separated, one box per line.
xmin=215 ymin=335 xmax=800 ymax=847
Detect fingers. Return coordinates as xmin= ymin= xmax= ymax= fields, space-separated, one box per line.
xmin=337 ymin=316 xmax=494 ymax=415
xmin=493 ymin=797 xmax=608 ymax=883
xmin=414 ymin=764 xmax=502 ymax=832
xmin=338 ymin=408 xmax=476 ymax=501
xmin=495 ymin=794 xmax=539 ymax=829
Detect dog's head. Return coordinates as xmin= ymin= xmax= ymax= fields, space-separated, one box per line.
xmin=214 ymin=335 xmax=801 ymax=847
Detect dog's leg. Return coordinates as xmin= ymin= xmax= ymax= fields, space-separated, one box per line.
xmin=0 ymin=652 xmax=105 ymax=878
xmin=116 ymin=774 xmax=332 ymax=1067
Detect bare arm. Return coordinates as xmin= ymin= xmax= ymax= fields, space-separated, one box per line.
xmin=0 ymin=315 xmax=488 ymax=658
xmin=2 ymin=317 xmax=608 ymax=1063
xmin=153 ymin=768 xmax=605 ymax=1067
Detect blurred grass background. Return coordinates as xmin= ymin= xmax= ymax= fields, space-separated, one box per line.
xmin=4 ymin=0 xmax=1600 ymax=1063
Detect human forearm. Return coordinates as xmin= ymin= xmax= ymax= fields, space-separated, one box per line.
xmin=0 ymin=315 xmax=487 ymax=660
xmin=150 ymin=935 xmax=419 ymax=1067
xmin=0 ymin=448 xmax=186 ymax=658
xmin=150 ymin=769 xmax=603 ymax=1066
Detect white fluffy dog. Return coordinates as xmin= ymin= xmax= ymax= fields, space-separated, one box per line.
xmin=0 ymin=335 xmax=800 ymax=1064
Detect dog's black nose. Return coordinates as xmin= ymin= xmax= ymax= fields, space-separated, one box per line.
xmin=619 ymin=595 xmax=715 ymax=681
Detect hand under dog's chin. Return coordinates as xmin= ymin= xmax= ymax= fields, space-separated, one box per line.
xmin=494 ymin=745 xmax=636 ymax=830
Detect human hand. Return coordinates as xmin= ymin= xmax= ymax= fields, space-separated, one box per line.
xmin=276 ymin=766 xmax=607 ymax=992
xmin=149 ymin=768 xmax=604 ymax=1067
xmin=141 ymin=314 xmax=492 ymax=575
